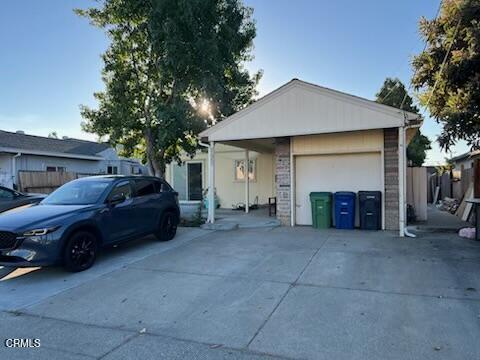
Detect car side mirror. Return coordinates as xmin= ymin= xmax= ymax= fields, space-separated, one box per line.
xmin=108 ymin=193 xmax=126 ymax=206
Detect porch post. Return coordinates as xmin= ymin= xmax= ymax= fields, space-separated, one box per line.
xmin=245 ymin=150 xmax=249 ymax=213
xmin=207 ymin=141 xmax=215 ymax=223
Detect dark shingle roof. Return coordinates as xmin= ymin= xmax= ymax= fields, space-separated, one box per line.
xmin=0 ymin=130 xmax=110 ymax=157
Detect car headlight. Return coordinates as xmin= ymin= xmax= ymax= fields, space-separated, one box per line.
xmin=23 ymin=226 xmax=60 ymax=237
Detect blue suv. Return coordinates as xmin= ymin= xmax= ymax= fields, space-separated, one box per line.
xmin=0 ymin=176 xmax=180 ymax=272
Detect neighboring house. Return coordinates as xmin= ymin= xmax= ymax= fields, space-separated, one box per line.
xmin=450 ymin=150 xmax=480 ymax=173
xmin=174 ymin=79 xmax=421 ymax=235
xmin=0 ymin=130 xmax=146 ymax=188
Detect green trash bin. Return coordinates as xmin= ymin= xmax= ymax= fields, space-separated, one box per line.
xmin=309 ymin=192 xmax=332 ymax=229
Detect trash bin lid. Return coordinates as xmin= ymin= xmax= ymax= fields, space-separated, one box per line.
xmin=334 ymin=191 xmax=356 ymax=198
xmin=309 ymin=192 xmax=332 ymax=199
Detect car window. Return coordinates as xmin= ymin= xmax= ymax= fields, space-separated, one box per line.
xmin=134 ymin=179 xmax=156 ymax=197
xmin=108 ymin=181 xmax=132 ymax=201
xmin=158 ymin=180 xmax=171 ymax=192
xmin=0 ymin=188 xmax=14 ymax=200
xmin=43 ymin=180 xmax=110 ymax=205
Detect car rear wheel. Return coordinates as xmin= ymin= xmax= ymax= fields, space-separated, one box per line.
xmin=63 ymin=231 xmax=98 ymax=272
xmin=155 ymin=211 xmax=178 ymax=241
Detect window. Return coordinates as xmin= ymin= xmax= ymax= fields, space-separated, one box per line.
xmin=171 ymin=162 xmax=202 ymax=200
xmin=107 ymin=166 xmax=118 ymax=175
xmin=234 ymin=159 xmax=255 ymax=181
xmin=46 ymin=166 xmax=66 ymax=172
xmin=134 ymin=179 xmax=156 ymax=197
xmin=107 ymin=181 xmax=132 ymax=202
xmin=172 ymin=163 xmax=187 ymax=200
xmin=131 ymin=165 xmax=142 ymax=175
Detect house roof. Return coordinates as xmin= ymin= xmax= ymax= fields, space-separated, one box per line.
xmin=450 ymin=150 xmax=480 ymax=163
xmin=200 ymin=79 xmax=421 ymax=142
xmin=0 ymin=130 xmax=110 ymax=159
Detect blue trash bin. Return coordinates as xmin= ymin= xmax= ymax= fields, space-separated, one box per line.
xmin=334 ymin=192 xmax=356 ymax=229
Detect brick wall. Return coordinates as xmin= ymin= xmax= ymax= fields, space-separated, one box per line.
xmin=384 ymin=128 xmax=399 ymax=230
xmin=275 ymin=138 xmax=291 ymax=225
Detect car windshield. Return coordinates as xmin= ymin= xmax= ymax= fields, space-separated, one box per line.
xmin=42 ymin=180 xmax=111 ymax=205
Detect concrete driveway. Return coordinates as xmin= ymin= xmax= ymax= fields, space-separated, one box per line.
xmin=1 ymin=226 xmax=480 ymax=360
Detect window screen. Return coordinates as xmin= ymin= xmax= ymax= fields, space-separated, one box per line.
xmin=172 ymin=163 xmax=187 ymax=200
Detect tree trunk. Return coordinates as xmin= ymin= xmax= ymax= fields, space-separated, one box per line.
xmin=144 ymin=128 xmax=164 ymax=178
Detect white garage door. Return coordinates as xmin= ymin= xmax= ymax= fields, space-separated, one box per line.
xmin=295 ymin=152 xmax=382 ymax=225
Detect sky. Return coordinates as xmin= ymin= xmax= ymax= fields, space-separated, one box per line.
xmin=0 ymin=0 xmax=470 ymax=165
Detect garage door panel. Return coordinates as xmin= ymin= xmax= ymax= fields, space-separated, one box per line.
xmin=295 ymin=153 xmax=382 ymax=226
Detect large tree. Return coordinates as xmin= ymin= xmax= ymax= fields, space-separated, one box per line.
xmin=376 ymin=78 xmax=432 ymax=166
xmin=411 ymin=0 xmax=480 ymax=151
xmin=76 ymin=0 xmax=260 ymax=177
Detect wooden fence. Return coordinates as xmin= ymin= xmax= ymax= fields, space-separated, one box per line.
xmin=407 ymin=167 xmax=427 ymax=221
xmin=428 ymin=167 xmax=474 ymax=203
xmin=18 ymin=171 xmax=99 ymax=194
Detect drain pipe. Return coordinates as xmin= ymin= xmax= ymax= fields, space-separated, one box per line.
xmin=401 ymin=119 xmax=422 ymax=238
xmin=398 ymin=125 xmax=406 ymax=237
xmin=199 ymin=141 xmax=215 ymax=223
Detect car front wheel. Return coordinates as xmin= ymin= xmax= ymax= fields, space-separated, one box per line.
xmin=155 ymin=211 xmax=178 ymax=241
xmin=63 ymin=231 xmax=98 ymax=272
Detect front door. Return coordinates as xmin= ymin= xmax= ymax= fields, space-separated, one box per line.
xmin=187 ymin=163 xmax=202 ymax=200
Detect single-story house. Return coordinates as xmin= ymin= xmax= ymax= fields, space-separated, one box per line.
xmin=168 ymin=79 xmax=422 ymax=236
xmin=0 ymin=130 xmax=146 ymax=188
xmin=450 ymin=150 xmax=480 ymax=173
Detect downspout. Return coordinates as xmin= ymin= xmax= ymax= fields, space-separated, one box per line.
xmin=400 ymin=116 xmax=422 ymax=238
xmin=199 ymin=141 xmax=215 ymax=223
xmin=12 ymin=153 xmax=21 ymax=189
xmin=245 ymin=150 xmax=249 ymax=213
xmin=398 ymin=126 xmax=406 ymax=237
xmin=402 ymin=121 xmax=422 ymax=238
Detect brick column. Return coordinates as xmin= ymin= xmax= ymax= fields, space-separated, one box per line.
xmin=384 ymin=128 xmax=399 ymax=230
xmin=275 ymin=138 xmax=291 ymax=225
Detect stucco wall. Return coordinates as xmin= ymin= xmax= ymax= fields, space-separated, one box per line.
xmin=166 ymin=144 xmax=275 ymax=208
xmin=292 ymin=129 xmax=383 ymax=155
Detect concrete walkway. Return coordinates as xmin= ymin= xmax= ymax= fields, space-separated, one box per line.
xmin=1 ymin=227 xmax=480 ymax=359
xmin=411 ymin=204 xmax=470 ymax=233
xmin=201 ymin=208 xmax=281 ymax=230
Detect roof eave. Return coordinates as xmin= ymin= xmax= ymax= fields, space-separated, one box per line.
xmin=0 ymin=147 xmax=104 ymax=161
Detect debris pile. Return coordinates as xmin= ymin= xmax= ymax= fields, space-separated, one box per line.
xmin=437 ymin=197 xmax=459 ymax=214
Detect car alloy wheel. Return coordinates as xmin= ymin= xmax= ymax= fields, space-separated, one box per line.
xmin=64 ymin=231 xmax=98 ymax=272
xmin=156 ymin=212 xmax=177 ymax=241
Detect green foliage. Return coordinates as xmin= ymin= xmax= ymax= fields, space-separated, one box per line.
xmin=76 ymin=0 xmax=260 ymax=176
xmin=376 ymin=78 xmax=432 ymax=166
xmin=376 ymin=77 xmax=419 ymax=114
xmin=406 ymin=131 xmax=432 ymax=167
xmin=411 ymin=0 xmax=480 ymax=151
xmin=436 ymin=159 xmax=454 ymax=175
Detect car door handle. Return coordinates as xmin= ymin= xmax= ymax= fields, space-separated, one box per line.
xmin=99 ymin=208 xmax=110 ymax=214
